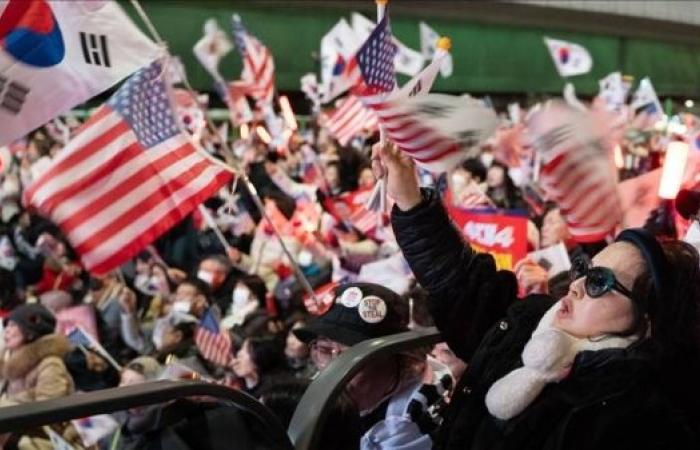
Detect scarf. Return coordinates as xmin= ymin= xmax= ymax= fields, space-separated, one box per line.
xmin=485 ymin=301 xmax=638 ymax=420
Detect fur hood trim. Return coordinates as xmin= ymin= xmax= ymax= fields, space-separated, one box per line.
xmin=1 ymin=334 xmax=71 ymax=380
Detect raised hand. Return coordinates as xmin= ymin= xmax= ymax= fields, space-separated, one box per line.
xmin=371 ymin=142 xmax=421 ymax=211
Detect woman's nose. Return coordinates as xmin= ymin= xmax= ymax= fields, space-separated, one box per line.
xmin=568 ymin=277 xmax=585 ymax=299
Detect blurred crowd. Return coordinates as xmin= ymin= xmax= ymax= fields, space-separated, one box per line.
xmin=0 ymin=94 xmax=698 ymax=449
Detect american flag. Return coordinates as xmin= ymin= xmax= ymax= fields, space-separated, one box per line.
xmin=23 ymin=61 xmax=234 ymax=275
xmin=343 ymin=188 xmax=379 ymax=235
xmin=352 ymin=14 xmax=397 ymax=99
xmin=321 ymin=14 xmax=394 ymax=146
xmin=231 ymin=14 xmax=275 ymax=106
xmin=530 ymin=102 xmax=621 ymax=242
xmin=325 ymin=95 xmax=378 ymax=146
xmin=195 ymin=308 xmax=233 ymax=367
xmin=352 ymin=14 xmax=493 ymax=172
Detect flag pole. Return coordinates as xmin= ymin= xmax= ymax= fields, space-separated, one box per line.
xmin=129 ymin=0 xmax=319 ymax=304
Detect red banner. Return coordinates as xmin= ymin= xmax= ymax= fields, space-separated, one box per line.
xmin=447 ymin=206 xmax=528 ymax=270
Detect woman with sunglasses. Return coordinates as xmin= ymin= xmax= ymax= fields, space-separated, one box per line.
xmin=373 ymin=142 xmax=700 ymax=449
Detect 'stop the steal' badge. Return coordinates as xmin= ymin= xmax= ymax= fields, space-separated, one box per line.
xmin=358 ymin=296 xmax=387 ymax=323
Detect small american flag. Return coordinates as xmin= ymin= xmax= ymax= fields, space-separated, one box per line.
xmin=231 ymin=14 xmax=275 ymax=107
xmin=530 ymin=102 xmax=621 ymax=242
xmin=344 ymin=188 xmax=379 ymax=235
xmin=23 ymin=61 xmax=234 ymax=275
xmin=195 ymin=309 xmax=233 ymax=367
xmin=353 ymin=14 xmax=397 ymax=99
xmin=325 ymin=95 xmax=378 ymax=146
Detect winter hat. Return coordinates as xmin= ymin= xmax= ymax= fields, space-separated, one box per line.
xmin=294 ymin=282 xmax=408 ymax=346
xmin=125 ymin=356 xmax=162 ymax=381
xmin=7 ymin=303 xmax=56 ymax=343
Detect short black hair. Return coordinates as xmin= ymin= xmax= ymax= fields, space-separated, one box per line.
xmin=172 ymin=321 xmax=196 ymax=341
xmin=460 ymin=157 xmax=487 ymax=183
xmin=178 ymin=278 xmax=211 ymax=298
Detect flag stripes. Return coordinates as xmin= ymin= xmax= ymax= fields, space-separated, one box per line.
xmin=23 ymin=62 xmax=233 ymax=275
xmin=326 ymin=95 xmax=378 ymax=146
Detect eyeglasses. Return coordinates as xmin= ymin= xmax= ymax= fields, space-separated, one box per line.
xmin=570 ymin=258 xmax=634 ymax=299
xmin=309 ymin=339 xmax=345 ymax=369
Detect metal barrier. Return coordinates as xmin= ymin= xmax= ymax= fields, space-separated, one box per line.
xmin=0 ymin=380 xmax=293 ymax=450
xmin=288 ymin=327 xmax=442 ymax=450
xmin=0 ymin=328 xmax=441 ymax=450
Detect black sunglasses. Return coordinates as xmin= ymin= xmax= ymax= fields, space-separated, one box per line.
xmin=570 ymin=258 xmax=634 ymax=299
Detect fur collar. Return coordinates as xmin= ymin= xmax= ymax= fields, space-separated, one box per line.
xmin=1 ymin=334 xmax=71 ymax=380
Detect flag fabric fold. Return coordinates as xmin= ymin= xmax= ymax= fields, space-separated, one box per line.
xmin=0 ymin=0 xmax=162 ymax=145
xmin=325 ymin=95 xmax=378 ymax=146
xmin=23 ymin=61 xmax=234 ymax=275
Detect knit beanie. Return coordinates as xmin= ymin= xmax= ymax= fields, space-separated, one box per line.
xmin=7 ymin=304 xmax=56 ymax=343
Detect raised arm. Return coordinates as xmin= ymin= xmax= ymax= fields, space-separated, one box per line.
xmin=374 ymin=143 xmax=517 ymax=361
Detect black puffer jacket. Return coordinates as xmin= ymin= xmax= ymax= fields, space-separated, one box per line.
xmin=392 ymin=189 xmax=697 ymax=450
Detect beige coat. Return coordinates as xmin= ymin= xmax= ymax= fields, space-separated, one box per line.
xmin=0 ymin=334 xmax=85 ymax=449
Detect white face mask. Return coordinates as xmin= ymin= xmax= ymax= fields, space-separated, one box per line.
xmin=232 ymin=285 xmax=252 ymax=309
xmin=172 ymin=300 xmax=191 ymax=314
xmin=197 ymin=269 xmax=214 ymax=286
xmin=298 ymin=249 xmax=313 ymax=267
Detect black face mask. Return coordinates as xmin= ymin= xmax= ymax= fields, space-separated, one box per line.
xmin=88 ymin=278 xmax=104 ymax=291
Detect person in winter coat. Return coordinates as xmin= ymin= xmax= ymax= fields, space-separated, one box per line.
xmin=373 ymin=142 xmax=700 ymax=450
xmin=0 ymin=304 xmax=84 ymax=449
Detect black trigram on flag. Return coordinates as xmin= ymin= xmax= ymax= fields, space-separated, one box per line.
xmin=409 ymin=80 xmax=422 ymax=97
xmin=80 ymin=32 xmax=111 ymax=67
xmin=0 ymin=76 xmax=29 ymax=115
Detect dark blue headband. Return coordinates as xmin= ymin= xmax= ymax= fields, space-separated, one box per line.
xmin=615 ymin=228 xmax=669 ymax=299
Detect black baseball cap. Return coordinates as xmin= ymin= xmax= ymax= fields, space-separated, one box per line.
xmin=294 ymin=282 xmax=407 ymax=346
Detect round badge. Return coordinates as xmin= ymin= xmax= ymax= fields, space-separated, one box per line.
xmin=339 ymin=287 xmax=363 ymax=308
xmin=358 ymin=296 xmax=387 ymax=324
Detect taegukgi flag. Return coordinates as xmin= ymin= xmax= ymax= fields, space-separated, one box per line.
xmin=0 ymin=0 xmax=162 ymax=145
xmin=543 ymin=37 xmax=592 ymax=77
xmin=419 ymin=21 xmax=453 ymax=77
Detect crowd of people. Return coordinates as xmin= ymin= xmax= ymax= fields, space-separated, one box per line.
xmin=0 ymin=88 xmax=699 ymax=449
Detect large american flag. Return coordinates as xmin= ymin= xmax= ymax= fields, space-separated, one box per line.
xmin=23 ymin=61 xmax=234 ymax=275
xmin=195 ymin=308 xmax=233 ymax=367
xmin=530 ymin=102 xmax=621 ymax=242
xmin=325 ymin=95 xmax=378 ymax=146
xmin=231 ymin=14 xmax=275 ymax=107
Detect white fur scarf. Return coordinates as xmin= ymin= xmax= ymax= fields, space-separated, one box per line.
xmin=484 ymin=301 xmax=638 ymax=421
